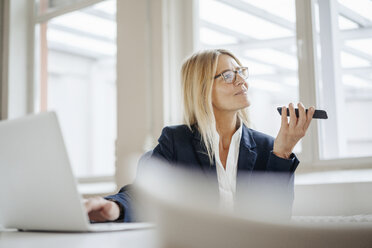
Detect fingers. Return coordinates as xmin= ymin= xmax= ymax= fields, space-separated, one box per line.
xmin=101 ymin=202 xmax=120 ymax=221
xmin=281 ymin=105 xmax=288 ymax=127
xmin=282 ymin=102 xmax=314 ymax=133
xmin=85 ymin=197 xmax=109 ymax=221
xmin=84 ymin=197 xmax=120 ymax=222
xmin=276 ymin=102 xmax=315 ymax=157
xmin=288 ymin=103 xmax=297 ymax=128
xmin=84 ymin=196 xmax=106 ymax=213
xmin=88 ymin=210 xmax=107 ymax=222
xmin=304 ymin=106 xmax=315 ymax=130
xmin=297 ymin=102 xmax=306 ymax=128
xmin=85 ymin=197 xmax=107 ymax=222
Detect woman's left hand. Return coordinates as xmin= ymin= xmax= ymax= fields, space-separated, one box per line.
xmin=273 ymin=102 xmax=315 ymax=159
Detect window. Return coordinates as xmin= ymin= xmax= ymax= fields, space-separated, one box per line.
xmin=34 ymin=0 xmax=117 ymax=177
xmin=199 ymin=0 xmax=372 ymax=164
xmin=314 ymin=0 xmax=372 ymax=159
xmin=199 ymin=0 xmax=301 ymax=153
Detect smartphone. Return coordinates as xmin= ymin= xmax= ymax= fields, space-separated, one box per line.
xmin=277 ymin=107 xmax=328 ymax=119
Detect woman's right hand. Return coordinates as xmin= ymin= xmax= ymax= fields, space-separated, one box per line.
xmin=273 ymin=102 xmax=314 ymax=159
xmin=84 ymin=197 xmax=121 ymax=222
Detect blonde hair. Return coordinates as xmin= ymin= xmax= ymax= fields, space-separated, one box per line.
xmin=181 ymin=49 xmax=251 ymax=164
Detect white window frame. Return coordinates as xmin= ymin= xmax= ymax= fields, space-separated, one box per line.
xmin=2 ymin=0 xmax=198 ymax=192
xmin=1 ymin=0 xmax=34 ymax=120
xmin=196 ymin=0 xmax=372 ymax=171
xmin=34 ymin=0 xmax=118 ymax=188
xmin=295 ymin=0 xmax=372 ymax=171
xmin=1 ymin=0 xmax=118 ymax=192
xmin=3 ymin=0 xmax=371 ymax=191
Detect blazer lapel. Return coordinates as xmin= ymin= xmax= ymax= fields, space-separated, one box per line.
xmin=236 ymin=125 xmax=258 ymax=196
xmin=190 ymin=127 xmax=219 ymax=199
xmin=191 ymin=125 xmax=257 ymax=175
xmin=190 ymin=125 xmax=258 ymax=195
xmin=237 ymin=125 xmax=257 ymax=172
xmin=191 ymin=127 xmax=217 ymax=176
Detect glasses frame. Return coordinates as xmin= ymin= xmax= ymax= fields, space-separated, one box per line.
xmin=214 ymin=67 xmax=249 ymax=84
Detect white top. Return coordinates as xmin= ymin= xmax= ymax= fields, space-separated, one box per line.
xmin=214 ymin=123 xmax=243 ymax=212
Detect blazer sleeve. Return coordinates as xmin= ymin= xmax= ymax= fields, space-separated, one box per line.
xmin=265 ymin=152 xmax=300 ymax=217
xmin=104 ymin=185 xmax=135 ymax=222
xmin=250 ymin=128 xmax=300 ymax=218
xmin=266 ymin=151 xmax=299 ymax=173
xmin=103 ymin=127 xmax=175 ymax=223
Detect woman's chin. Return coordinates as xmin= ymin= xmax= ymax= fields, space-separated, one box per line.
xmin=234 ymin=101 xmax=250 ymax=111
xmin=241 ymin=99 xmax=251 ymax=108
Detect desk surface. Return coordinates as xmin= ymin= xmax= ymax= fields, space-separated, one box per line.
xmin=0 ymin=229 xmax=157 ymax=248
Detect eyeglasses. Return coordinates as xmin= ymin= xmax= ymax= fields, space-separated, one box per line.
xmin=214 ymin=67 xmax=249 ymax=84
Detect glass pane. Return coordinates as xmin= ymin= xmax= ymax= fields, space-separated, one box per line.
xmin=314 ymin=0 xmax=372 ymax=159
xmin=338 ymin=0 xmax=372 ymax=22
xmin=241 ymin=0 xmax=296 ymax=22
xmin=200 ymin=0 xmax=293 ymax=39
xmin=199 ymin=0 xmax=300 ymax=153
xmin=35 ymin=0 xmax=117 ymax=177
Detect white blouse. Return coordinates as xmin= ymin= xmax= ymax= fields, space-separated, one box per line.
xmin=214 ymin=123 xmax=243 ymax=212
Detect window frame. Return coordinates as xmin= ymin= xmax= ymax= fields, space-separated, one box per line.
xmin=3 ymin=0 xmax=371 ymax=192
xmin=197 ymin=0 xmax=372 ymax=169
xmin=34 ymin=0 xmax=117 ymax=187
xmin=295 ymin=0 xmax=372 ymax=170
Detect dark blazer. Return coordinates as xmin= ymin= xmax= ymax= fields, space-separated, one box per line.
xmin=106 ymin=124 xmax=299 ymax=222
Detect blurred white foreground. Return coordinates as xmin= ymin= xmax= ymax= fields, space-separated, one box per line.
xmin=135 ymin=158 xmax=372 ymax=248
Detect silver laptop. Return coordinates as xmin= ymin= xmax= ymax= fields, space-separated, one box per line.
xmin=0 ymin=111 xmax=152 ymax=232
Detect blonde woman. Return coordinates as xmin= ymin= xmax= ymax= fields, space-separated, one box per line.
xmin=85 ymin=49 xmax=314 ymax=222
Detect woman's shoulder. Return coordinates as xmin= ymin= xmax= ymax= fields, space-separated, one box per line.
xmin=161 ymin=124 xmax=193 ymax=133
xmin=245 ymin=126 xmax=275 ymax=147
xmin=160 ymin=124 xmax=195 ymax=139
xmin=154 ymin=125 xmax=196 ymax=159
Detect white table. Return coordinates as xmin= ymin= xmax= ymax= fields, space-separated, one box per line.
xmin=0 ymin=228 xmax=158 ymax=248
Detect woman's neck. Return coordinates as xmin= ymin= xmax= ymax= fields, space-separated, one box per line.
xmin=214 ymin=111 xmax=238 ymax=150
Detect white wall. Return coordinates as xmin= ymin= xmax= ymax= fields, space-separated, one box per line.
xmin=5 ymin=0 xmax=33 ymax=119
xmin=115 ymin=0 xmax=196 ymax=187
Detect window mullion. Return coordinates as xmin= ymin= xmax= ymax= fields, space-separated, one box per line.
xmin=318 ymin=0 xmax=347 ymax=159
xmin=295 ymin=0 xmax=320 ymax=163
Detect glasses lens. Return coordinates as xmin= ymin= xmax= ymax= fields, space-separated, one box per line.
xmin=238 ymin=68 xmax=249 ymax=79
xmin=223 ymin=71 xmax=235 ymax=83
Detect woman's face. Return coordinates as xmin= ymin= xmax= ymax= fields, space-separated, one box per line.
xmin=212 ymin=54 xmax=250 ymax=113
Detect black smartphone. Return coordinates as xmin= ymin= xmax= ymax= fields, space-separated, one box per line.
xmin=277 ymin=107 xmax=328 ymax=119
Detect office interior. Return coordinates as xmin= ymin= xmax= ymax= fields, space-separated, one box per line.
xmin=1 ymin=0 xmax=372 ymax=246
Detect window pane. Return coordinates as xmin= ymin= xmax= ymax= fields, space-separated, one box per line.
xmin=35 ymin=0 xmax=117 ymax=177
xmin=199 ymin=0 xmax=300 ymax=152
xmin=314 ymin=0 xmax=372 ymax=159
